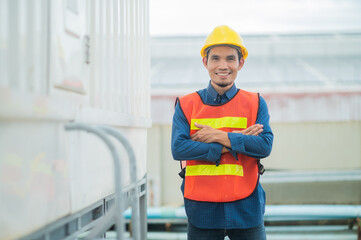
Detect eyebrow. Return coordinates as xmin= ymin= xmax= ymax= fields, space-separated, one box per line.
xmin=226 ymin=55 xmax=237 ymax=60
xmin=210 ymin=54 xmax=237 ymax=60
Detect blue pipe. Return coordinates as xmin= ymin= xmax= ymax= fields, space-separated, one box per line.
xmin=264 ymin=205 xmax=361 ymax=221
xmin=124 ymin=205 xmax=361 ymax=221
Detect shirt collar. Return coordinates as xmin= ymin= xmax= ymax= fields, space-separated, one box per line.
xmin=206 ymin=81 xmax=238 ymax=100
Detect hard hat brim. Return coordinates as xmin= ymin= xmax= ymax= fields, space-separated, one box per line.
xmin=201 ymin=43 xmax=248 ymax=59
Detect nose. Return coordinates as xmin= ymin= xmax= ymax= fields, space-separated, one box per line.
xmin=218 ymin=59 xmax=228 ymax=69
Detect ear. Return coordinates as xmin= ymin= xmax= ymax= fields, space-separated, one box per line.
xmin=202 ymin=56 xmax=208 ymax=68
xmin=238 ymin=58 xmax=245 ymax=70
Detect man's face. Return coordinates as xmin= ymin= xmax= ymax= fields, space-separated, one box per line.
xmin=203 ymin=46 xmax=244 ymax=90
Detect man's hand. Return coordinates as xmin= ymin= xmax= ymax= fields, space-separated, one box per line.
xmin=190 ymin=122 xmax=231 ymax=147
xmin=232 ymin=124 xmax=263 ymax=136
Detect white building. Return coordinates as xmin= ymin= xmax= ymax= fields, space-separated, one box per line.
xmin=0 ymin=0 xmax=150 ymax=239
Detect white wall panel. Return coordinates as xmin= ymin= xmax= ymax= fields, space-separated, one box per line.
xmin=0 ymin=0 xmax=9 ymax=87
xmin=0 ymin=122 xmax=71 ymax=240
xmin=67 ymin=129 xmax=115 ymax=213
xmin=50 ymin=0 xmax=87 ymax=95
xmin=0 ymin=0 xmax=48 ymax=94
xmin=88 ymin=0 xmax=150 ymax=118
xmin=68 ymin=126 xmax=148 ymax=213
xmin=1 ymin=0 xmax=150 ymax=238
xmin=113 ymin=0 xmax=121 ymax=112
xmin=8 ymin=0 xmax=20 ymax=90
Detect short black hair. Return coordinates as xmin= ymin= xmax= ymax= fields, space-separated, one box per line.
xmin=205 ymin=44 xmax=243 ymax=61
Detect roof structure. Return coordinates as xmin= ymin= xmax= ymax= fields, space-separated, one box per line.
xmin=150 ymin=32 xmax=361 ymax=124
xmin=151 ymin=32 xmax=361 ymax=92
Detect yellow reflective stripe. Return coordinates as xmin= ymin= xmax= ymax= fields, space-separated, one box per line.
xmin=186 ymin=164 xmax=244 ymax=177
xmin=191 ymin=117 xmax=247 ymax=130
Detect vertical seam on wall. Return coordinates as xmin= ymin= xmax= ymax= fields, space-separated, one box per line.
xmin=45 ymin=0 xmax=51 ymax=95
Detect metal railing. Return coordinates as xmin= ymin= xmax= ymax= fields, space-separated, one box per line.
xmin=21 ymin=123 xmax=147 ymax=240
xmin=64 ymin=123 xmax=146 ymax=240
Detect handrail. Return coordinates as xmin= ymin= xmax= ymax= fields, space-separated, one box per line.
xmin=64 ymin=123 xmax=125 ymax=240
xmin=98 ymin=126 xmax=141 ymax=240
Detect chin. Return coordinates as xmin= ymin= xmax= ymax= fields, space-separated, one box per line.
xmin=215 ymin=81 xmax=233 ymax=88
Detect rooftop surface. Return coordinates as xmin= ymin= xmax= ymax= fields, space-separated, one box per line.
xmin=151 ymin=32 xmax=361 ymax=91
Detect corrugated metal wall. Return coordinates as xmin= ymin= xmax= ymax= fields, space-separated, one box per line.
xmin=0 ymin=0 xmax=150 ymax=119
xmin=0 ymin=0 xmax=49 ymax=94
xmin=89 ymin=0 xmax=150 ymax=117
xmin=0 ymin=0 xmax=150 ymax=239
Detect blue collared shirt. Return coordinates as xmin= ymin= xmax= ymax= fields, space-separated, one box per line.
xmin=171 ymin=82 xmax=273 ymax=229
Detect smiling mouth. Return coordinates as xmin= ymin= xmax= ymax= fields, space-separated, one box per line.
xmin=216 ymin=72 xmax=231 ymax=76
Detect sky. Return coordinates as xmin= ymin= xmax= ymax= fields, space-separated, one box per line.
xmin=149 ymin=0 xmax=361 ymax=36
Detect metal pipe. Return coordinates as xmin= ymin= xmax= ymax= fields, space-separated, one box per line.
xmin=98 ymin=125 xmax=141 ymax=240
xmin=127 ymin=205 xmax=361 ymax=221
xmin=264 ymin=205 xmax=361 ymax=221
xmin=64 ymin=123 xmax=124 ymax=240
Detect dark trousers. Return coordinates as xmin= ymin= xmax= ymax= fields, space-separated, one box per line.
xmin=187 ymin=221 xmax=266 ymax=240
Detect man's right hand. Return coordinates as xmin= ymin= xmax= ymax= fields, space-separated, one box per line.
xmin=232 ymin=124 xmax=263 ymax=136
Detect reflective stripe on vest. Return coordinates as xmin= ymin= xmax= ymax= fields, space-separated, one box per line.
xmin=178 ymin=89 xmax=259 ymax=202
xmin=190 ymin=117 xmax=247 ymax=130
xmin=186 ymin=164 xmax=243 ymax=176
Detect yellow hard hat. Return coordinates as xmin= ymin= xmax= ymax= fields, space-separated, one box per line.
xmin=200 ymin=25 xmax=248 ymax=59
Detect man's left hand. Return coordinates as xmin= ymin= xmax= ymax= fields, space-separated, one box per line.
xmin=190 ymin=122 xmax=231 ymax=147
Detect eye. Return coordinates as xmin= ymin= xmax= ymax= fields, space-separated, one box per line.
xmin=227 ymin=56 xmax=236 ymax=61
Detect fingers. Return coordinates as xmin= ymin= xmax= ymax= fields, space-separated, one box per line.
xmin=190 ymin=132 xmax=198 ymax=140
xmin=190 ymin=131 xmax=212 ymax=143
xmin=194 ymin=122 xmax=210 ymax=129
xmin=191 ymin=124 xmax=218 ymax=143
xmin=232 ymin=124 xmax=263 ymax=136
xmin=252 ymin=128 xmax=263 ymax=136
xmin=247 ymin=124 xmax=263 ymax=136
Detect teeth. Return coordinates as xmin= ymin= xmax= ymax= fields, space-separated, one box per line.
xmin=217 ymin=73 xmax=229 ymax=76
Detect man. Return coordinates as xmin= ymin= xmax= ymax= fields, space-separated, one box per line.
xmin=171 ymin=25 xmax=274 ymax=240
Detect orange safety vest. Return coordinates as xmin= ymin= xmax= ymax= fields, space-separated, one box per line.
xmin=177 ymin=89 xmax=260 ymax=202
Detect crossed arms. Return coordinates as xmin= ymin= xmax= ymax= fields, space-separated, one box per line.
xmin=191 ymin=122 xmax=264 ymax=153
xmin=171 ymin=96 xmax=273 ymax=162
